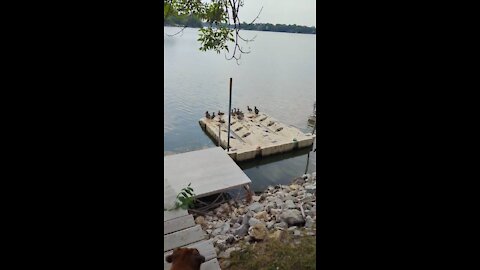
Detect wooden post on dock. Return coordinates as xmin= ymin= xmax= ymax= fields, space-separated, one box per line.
xmin=227 ymin=78 xmax=232 ymax=151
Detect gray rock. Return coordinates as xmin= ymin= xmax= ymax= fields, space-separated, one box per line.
xmin=233 ymin=223 xmax=249 ymax=237
xmin=302 ymin=193 xmax=315 ymax=201
xmin=212 ymin=227 xmax=222 ymax=236
xmin=285 ymin=200 xmax=296 ymax=209
xmin=284 ymin=195 xmax=296 ymax=202
xmin=248 ymin=202 xmax=264 ymax=212
xmin=266 ymin=221 xmax=275 ymax=229
xmin=242 ymin=214 xmax=251 ymax=225
xmin=252 ymin=195 xmax=261 ymax=202
xmin=305 ymin=185 xmax=316 ymax=194
xmin=215 ymin=239 xmax=228 ymax=251
xmin=248 ymin=217 xmax=262 ymax=227
xmin=274 ymin=221 xmax=288 ymax=230
xmin=232 ymin=222 xmax=241 ymax=229
xmin=293 ymin=230 xmax=301 ymax=237
xmin=287 ymin=226 xmax=298 ymax=231
xmin=220 ymin=222 xmax=231 ymax=234
xmin=270 ymin=208 xmax=283 ymax=215
xmin=280 ymin=209 xmax=305 ymax=227
xmin=305 ymin=216 xmax=314 ymax=228
xmin=265 ymin=202 xmax=276 ymax=213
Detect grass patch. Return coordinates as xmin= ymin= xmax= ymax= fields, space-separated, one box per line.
xmin=224 ymin=233 xmax=316 ymax=270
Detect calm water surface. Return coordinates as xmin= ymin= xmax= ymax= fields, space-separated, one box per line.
xmin=164 ymin=27 xmax=316 ymax=191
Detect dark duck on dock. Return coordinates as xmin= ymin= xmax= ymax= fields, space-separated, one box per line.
xmin=211 ymin=112 xmax=215 ymax=119
xmin=254 ymin=106 xmax=259 ymax=115
xmin=205 ymin=111 xmax=210 ymax=119
xmin=247 ymin=106 xmax=252 ymax=113
xmin=218 ymin=110 xmax=224 ymax=116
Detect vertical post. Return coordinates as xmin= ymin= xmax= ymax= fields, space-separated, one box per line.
xmin=227 ymin=78 xmax=233 ymax=151
xmin=218 ymin=125 xmax=221 ymax=146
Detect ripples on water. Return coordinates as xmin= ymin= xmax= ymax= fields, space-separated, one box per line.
xmin=164 ymin=27 xmax=316 ymax=191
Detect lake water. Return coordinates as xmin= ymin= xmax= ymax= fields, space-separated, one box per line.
xmin=164 ymin=27 xmax=316 ymax=192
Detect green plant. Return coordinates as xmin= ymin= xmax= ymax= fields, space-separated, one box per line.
xmin=164 ymin=183 xmax=196 ymax=211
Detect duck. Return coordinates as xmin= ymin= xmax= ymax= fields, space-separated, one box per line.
xmin=254 ymin=106 xmax=259 ymax=115
xmin=211 ymin=112 xmax=216 ymax=119
xmin=247 ymin=106 xmax=252 ymax=113
xmin=218 ymin=110 xmax=224 ymax=116
xmin=205 ymin=111 xmax=210 ymax=119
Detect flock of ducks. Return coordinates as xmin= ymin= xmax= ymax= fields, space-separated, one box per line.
xmin=205 ymin=106 xmax=259 ymax=120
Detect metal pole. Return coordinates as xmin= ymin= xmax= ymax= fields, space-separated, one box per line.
xmin=227 ymin=78 xmax=233 ymax=151
xmin=218 ymin=125 xmax=221 ymax=146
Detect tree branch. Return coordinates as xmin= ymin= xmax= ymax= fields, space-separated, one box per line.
xmin=165 ymin=25 xmax=188 ymax=37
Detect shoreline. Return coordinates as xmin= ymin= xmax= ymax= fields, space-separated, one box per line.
xmin=191 ymin=172 xmax=317 ymax=268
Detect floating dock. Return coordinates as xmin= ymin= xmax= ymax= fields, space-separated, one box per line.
xmin=164 ymin=147 xmax=252 ymax=270
xmin=199 ymin=112 xmax=316 ymax=161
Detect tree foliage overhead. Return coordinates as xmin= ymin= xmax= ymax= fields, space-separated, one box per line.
xmin=164 ymin=0 xmax=261 ymax=63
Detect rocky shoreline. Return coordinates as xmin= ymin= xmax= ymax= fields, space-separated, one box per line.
xmin=192 ymin=172 xmax=317 ymax=268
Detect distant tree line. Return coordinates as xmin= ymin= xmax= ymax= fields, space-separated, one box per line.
xmin=164 ymin=14 xmax=316 ymax=35
xmin=164 ymin=14 xmax=203 ymax=28
xmin=239 ymin=22 xmax=316 ymax=34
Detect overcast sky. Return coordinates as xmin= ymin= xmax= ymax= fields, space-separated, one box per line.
xmin=239 ymin=0 xmax=316 ymax=27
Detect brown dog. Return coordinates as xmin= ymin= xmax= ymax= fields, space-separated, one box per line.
xmin=166 ymin=247 xmax=206 ymax=270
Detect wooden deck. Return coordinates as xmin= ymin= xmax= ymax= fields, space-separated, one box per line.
xmin=163 ymin=182 xmax=221 ymax=270
xmin=163 ymin=147 xmax=253 ymax=270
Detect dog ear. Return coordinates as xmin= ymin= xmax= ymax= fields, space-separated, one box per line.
xmin=191 ymin=248 xmax=200 ymax=255
xmin=166 ymin=254 xmax=174 ymax=263
xmin=196 ymin=254 xmax=206 ymax=264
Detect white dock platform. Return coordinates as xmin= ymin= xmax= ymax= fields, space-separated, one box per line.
xmin=199 ymin=112 xmax=316 ymax=161
xmin=164 ymin=147 xmax=252 ymax=199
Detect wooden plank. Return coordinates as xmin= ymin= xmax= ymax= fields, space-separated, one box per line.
xmin=164 ymin=225 xmax=206 ymax=252
xmin=164 ymin=214 xmax=196 ymax=235
xmin=164 ymin=208 xmax=188 ymax=222
xmin=163 ymin=240 xmax=217 ymax=270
